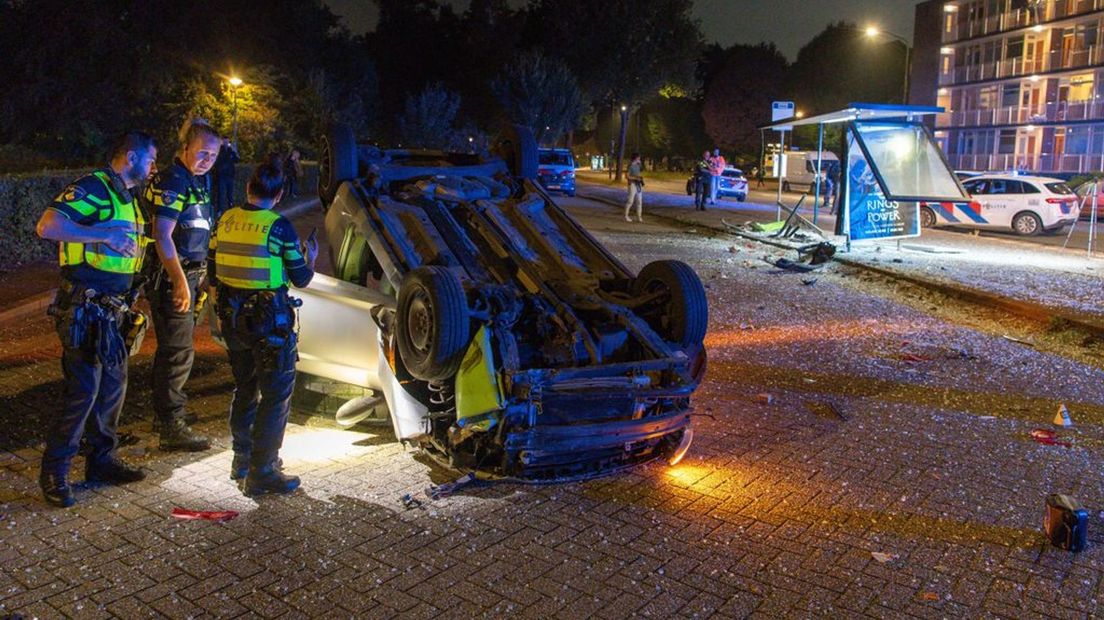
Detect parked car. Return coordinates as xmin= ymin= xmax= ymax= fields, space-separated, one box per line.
xmin=684 ymin=166 xmax=748 ymax=201
xmin=536 ymin=148 xmax=576 ymax=197
xmin=305 ymin=124 xmax=707 ymax=481
xmin=1072 ymin=180 xmax=1104 ymax=220
xmin=919 ymin=174 xmax=1078 ymax=236
xmin=954 ymin=170 xmax=983 ymax=181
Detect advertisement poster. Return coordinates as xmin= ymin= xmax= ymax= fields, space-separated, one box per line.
xmin=846 ymin=135 xmax=920 ymax=242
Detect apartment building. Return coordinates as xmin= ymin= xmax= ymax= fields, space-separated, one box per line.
xmin=913 ymin=0 xmax=1104 ymax=176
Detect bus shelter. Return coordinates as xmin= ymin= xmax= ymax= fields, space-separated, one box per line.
xmin=763 ymin=103 xmax=970 ymax=249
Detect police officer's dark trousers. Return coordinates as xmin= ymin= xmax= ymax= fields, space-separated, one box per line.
xmin=42 ymin=297 xmax=125 ymax=475
xmin=694 ymin=176 xmax=708 ymax=210
xmin=221 ymin=304 xmax=297 ymax=470
xmin=148 ymin=266 xmax=203 ymax=426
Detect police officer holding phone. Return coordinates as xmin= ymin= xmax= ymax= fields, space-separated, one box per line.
xmin=35 ymin=132 xmax=157 ymax=507
xmin=209 ymin=158 xmax=317 ymax=495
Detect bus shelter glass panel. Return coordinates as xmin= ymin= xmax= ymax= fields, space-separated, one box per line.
xmin=851 ymin=121 xmax=967 ymax=202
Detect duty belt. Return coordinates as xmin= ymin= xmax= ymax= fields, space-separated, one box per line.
xmin=58 ymin=279 xmax=129 ymax=312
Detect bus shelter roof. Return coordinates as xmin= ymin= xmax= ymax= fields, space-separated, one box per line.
xmin=762 ymin=102 xmax=944 ymax=131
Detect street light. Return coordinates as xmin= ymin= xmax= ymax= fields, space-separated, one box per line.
xmin=227 ymin=76 xmax=243 ymax=145
xmin=864 ymin=25 xmax=912 ymax=105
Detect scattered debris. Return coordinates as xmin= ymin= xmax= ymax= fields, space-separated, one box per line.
xmin=401 ymin=493 xmax=424 ymax=510
xmin=871 ymin=552 xmax=896 ymax=564
xmin=738 ymin=323 xmax=755 ymax=331
xmin=427 ymin=473 xmax=476 ymax=500
xmin=1002 ymin=335 xmax=1035 ymax=347
xmin=755 ymin=393 xmax=775 ymax=405
xmin=919 ymin=591 xmax=940 ymax=602
xmin=896 ymin=353 xmax=933 ymax=363
xmin=801 ymin=277 xmax=818 ymax=286
xmin=1044 ymin=494 xmax=1088 ymax=552
xmin=1054 ymin=404 xmax=1073 ymax=427
xmin=1030 ymin=428 xmax=1072 ymax=448
xmin=727 ymin=246 xmax=741 ymax=254
xmin=170 ymin=507 xmax=239 ymax=523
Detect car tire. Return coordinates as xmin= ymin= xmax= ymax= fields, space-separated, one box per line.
xmin=494 ymin=124 xmax=538 ymax=180
xmin=920 ymin=205 xmax=936 ymax=229
xmin=566 ymin=190 xmax=575 ymax=197
xmin=782 ymin=181 xmax=791 ymax=192
xmin=685 ymin=179 xmax=693 ymax=196
xmin=319 ymin=123 xmax=357 ymax=207
xmin=632 ymin=260 xmax=708 ymax=349
xmin=736 ymin=194 xmax=746 ymax=202
xmin=396 ymin=266 xmax=471 ymax=382
xmin=1012 ymin=211 xmax=1042 ymax=236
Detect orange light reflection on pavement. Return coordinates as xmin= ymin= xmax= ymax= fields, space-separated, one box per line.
xmin=704 ymin=319 xmax=919 ymax=348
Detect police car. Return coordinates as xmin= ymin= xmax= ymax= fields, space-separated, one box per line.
xmin=919 ymin=174 xmax=1078 ymax=236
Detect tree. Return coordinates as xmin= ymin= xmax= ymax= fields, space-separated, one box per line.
xmin=787 ymin=21 xmax=906 ymax=113
xmin=490 ymin=52 xmax=585 ymax=146
xmin=525 ymin=0 xmax=702 ymax=179
xmin=398 ymin=83 xmax=462 ymax=150
xmin=701 ymin=43 xmax=789 ymax=163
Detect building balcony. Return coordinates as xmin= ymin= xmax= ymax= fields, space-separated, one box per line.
xmin=936 ymin=98 xmax=1104 ymax=129
xmin=945 ymin=1 xmax=1104 ymax=43
xmin=939 ymin=45 xmax=1104 ymax=86
xmin=948 ymin=152 xmax=1104 ymax=174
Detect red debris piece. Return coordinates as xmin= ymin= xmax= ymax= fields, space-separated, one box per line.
xmin=896 ymin=353 xmax=932 ymax=363
xmin=171 ymin=507 xmax=240 ymax=523
xmin=1030 ymin=428 xmax=1072 ymax=448
xmin=755 ymin=393 xmax=774 ymax=405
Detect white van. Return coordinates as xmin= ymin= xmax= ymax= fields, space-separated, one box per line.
xmin=781 ymin=150 xmax=839 ymax=192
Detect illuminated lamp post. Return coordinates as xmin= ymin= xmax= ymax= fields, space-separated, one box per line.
xmin=865 ymin=26 xmax=912 ymax=104
xmin=227 ymin=76 xmax=243 ymax=145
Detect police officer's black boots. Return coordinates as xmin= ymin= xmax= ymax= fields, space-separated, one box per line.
xmin=159 ymin=419 xmax=212 ymax=452
xmin=86 ymin=458 xmax=146 ymax=484
xmin=243 ymin=461 xmax=300 ymax=496
xmin=39 ymin=469 xmax=75 ymax=508
xmin=231 ymin=455 xmax=282 ymax=481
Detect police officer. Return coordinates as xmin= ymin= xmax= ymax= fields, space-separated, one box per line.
xmin=209 ymin=159 xmax=317 ymax=495
xmin=35 ymin=132 xmax=158 ymax=507
xmin=144 ymin=118 xmax=219 ymax=452
xmin=694 ymin=150 xmax=711 ymax=211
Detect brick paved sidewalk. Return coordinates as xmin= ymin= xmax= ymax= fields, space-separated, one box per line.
xmin=3 ymin=216 xmax=1104 ymax=618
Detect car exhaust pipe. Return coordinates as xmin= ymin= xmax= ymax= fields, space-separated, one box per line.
xmin=335 ymin=393 xmax=385 ymax=427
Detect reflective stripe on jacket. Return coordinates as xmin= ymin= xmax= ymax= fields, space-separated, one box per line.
xmin=59 ymin=171 xmax=147 ymax=275
xmin=213 ymin=207 xmax=285 ymax=289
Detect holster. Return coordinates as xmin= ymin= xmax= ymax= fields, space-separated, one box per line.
xmin=49 ymin=281 xmax=128 ymax=364
xmin=219 ymin=287 xmax=302 ymax=369
xmin=121 ymin=310 xmax=149 ymax=356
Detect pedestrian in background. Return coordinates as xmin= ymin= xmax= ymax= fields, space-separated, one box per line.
xmin=143 ymin=118 xmax=220 ymax=453
xmin=694 ymin=150 xmax=711 ymax=211
xmin=755 ymin=164 xmax=765 ymax=189
xmin=211 ymin=137 xmax=239 ymax=221
xmin=35 ymin=132 xmax=158 ymax=507
xmin=283 ymin=148 xmax=301 ymax=199
xmin=623 ymin=152 xmax=645 ymax=223
xmin=210 ymin=158 xmax=317 ymax=495
xmin=709 ymin=148 xmax=726 ymax=205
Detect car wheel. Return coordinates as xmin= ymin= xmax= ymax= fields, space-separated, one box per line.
xmin=319 ymin=123 xmax=357 ymax=207
xmin=566 ymin=190 xmax=575 ymax=197
xmin=736 ymin=194 xmax=746 ymax=202
xmin=1012 ymin=211 xmax=1042 ymax=236
xmin=396 ymin=266 xmax=471 ymax=382
xmin=782 ymin=181 xmax=791 ymax=192
xmin=920 ymin=206 xmax=936 ymax=229
xmin=685 ymin=179 xmax=693 ymax=196
xmin=493 ymin=124 xmax=538 ymax=180
xmin=632 ymin=260 xmax=708 ymax=349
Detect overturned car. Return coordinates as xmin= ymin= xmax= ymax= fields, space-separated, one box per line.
xmin=301 ymin=124 xmax=707 ymax=481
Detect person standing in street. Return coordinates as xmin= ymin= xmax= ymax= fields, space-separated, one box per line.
xmin=210 ymin=159 xmax=317 ymax=495
xmin=35 ymin=132 xmax=158 ymax=507
xmin=210 ymin=137 xmax=239 ymax=222
xmin=694 ymin=150 xmax=711 ymax=211
xmin=623 ymin=153 xmax=645 ymax=222
xmin=709 ymin=148 xmax=726 ymax=205
xmin=143 ymin=118 xmax=220 ymax=453
xmin=283 ymin=148 xmax=301 ymax=199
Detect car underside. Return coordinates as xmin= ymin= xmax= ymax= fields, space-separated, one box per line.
xmin=315 ymin=125 xmax=707 ymax=481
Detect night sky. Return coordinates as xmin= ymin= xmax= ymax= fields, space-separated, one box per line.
xmin=325 ymin=0 xmax=918 ymax=60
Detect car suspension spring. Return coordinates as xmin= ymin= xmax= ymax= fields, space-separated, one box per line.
xmin=427 ymin=381 xmax=457 ymax=419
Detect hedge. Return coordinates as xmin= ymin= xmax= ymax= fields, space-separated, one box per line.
xmin=0 ymin=162 xmax=317 ymax=268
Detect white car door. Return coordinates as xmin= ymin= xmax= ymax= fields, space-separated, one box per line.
xmin=975 ymin=179 xmax=1014 ymax=228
